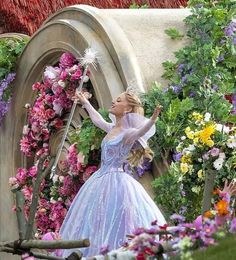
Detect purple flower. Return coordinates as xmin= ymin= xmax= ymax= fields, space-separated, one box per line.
xmin=170 ymin=85 xmax=182 ymax=94
xmin=163 ymin=87 xmax=169 ymax=93
xmin=189 ymin=91 xmax=196 ymax=97
xmin=233 ymin=37 xmax=236 ymax=45
xmin=170 ymin=213 xmax=185 ymax=222
xmin=177 ymin=64 xmax=185 ymax=73
xmin=230 ymin=218 xmax=236 ymax=233
xmin=210 ymin=147 xmax=220 ymax=157
xmin=173 ymin=152 xmax=182 ymax=162
xmin=224 ymin=21 xmax=236 ymax=37
xmin=216 ymin=56 xmax=224 ymax=63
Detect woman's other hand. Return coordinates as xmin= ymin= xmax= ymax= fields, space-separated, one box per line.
xmin=151 ymin=104 xmax=163 ymax=122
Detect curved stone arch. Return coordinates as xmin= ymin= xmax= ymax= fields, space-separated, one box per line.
xmin=45 ymin=5 xmax=145 ymax=91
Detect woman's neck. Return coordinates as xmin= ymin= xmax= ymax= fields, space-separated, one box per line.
xmin=114 ymin=115 xmax=122 ymax=128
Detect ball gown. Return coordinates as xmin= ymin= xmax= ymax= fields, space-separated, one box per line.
xmin=59 ymin=102 xmax=166 ymax=257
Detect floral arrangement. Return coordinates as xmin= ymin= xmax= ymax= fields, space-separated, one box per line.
xmin=98 ymin=187 xmax=236 ymax=260
xmin=150 ymin=0 xmax=236 ymax=221
xmin=9 ymin=52 xmax=99 ymax=235
xmin=0 ymin=37 xmax=27 ymax=124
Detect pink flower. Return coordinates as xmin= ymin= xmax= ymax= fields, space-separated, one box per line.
xmin=51 ymin=118 xmax=63 ymax=129
xmin=22 ymin=186 xmax=33 ymax=201
xmin=32 ymin=82 xmax=41 ymax=91
xmin=83 ymin=166 xmax=97 ymax=182
xmin=230 ymin=218 xmax=236 ymax=233
xmin=28 ymin=166 xmax=38 ymax=178
xmin=59 ymin=70 xmax=68 ymax=81
xmin=16 ymin=168 xmax=27 ymax=184
xmin=9 ymin=177 xmax=19 ymax=188
xmin=59 ymin=53 xmax=76 ymax=69
xmin=45 ymin=108 xmax=55 ymax=119
xmin=22 ymin=253 xmax=35 ymax=260
xmin=53 ymin=99 xmax=63 ymax=115
xmin=71 ymin=68 xmax=82 ymax=81
xmin=20 ymin=136 xmax=32 ymax=156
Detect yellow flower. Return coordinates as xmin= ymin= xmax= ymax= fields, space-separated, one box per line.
xmin=180 ymin=163 xmax=189 ymax=173
xmin=192 ymin=112 xmax=203 ymax=121
xmin=181 ymin=154 xmax=192 ymax=163
xmin=197 ymin=169 xmax=204 ymax=179
xmin=199 ymin=124 xmax=215 ymax=144
xmin=205 ymin=139 xmax=214 ymax=147
xmin=186 ymin=131 xmax=194 ymax=139
xmin=193 ymin=137 xmax=199 ymax=144
xmin=185 ymin=127 xmax=191 ymax=134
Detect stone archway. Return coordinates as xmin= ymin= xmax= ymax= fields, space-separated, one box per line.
xmin=0 ymin=5 xmax=190 ymax=259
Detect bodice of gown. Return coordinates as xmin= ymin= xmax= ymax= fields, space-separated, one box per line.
xmin=99 ymin=133 xmax=132 ymax=172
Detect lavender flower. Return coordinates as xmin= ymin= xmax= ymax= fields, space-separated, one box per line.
xmin=0 ymin=73 xmax=16 ymax=125
xmin=189 ymin=91 xmax=196 ymax=97
xmin=230 ymin=218 xmax=236 ymax=233
xmin=170 ymin=213 xmax=186 ymax=223
xmin=224 ymin=21 xmax=236 ymax=37
xmin=216 ymin=55 xmax=224 ymax=63
xmin=173 ymin=152 xmax=182 ymax=162
xmin=171 ymin=85 xmax=182 ymax=94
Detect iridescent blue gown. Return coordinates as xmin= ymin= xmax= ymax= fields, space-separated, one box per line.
xmin=59 ymin=102 xmax=166 ymax=257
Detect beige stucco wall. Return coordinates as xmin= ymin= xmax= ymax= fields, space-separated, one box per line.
xmin=0 ymin=5 xmax=190 ymax=259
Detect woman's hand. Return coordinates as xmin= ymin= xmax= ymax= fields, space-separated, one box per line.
xmin=151 ymin=104 xmax=163 ymax=122
xmin=221 ymin=179 xmax=236 ymax=197
xmin=72 ymin=91 xmax=91 ymax=105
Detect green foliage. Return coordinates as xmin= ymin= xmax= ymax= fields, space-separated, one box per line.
xmin=165 ymin=28 xmax=184 ymax=40
xmin=0 ymin=38 xmax=27 ymax=80
xmin=68 ymin=109 xmax=109 ymax=164
xmin=151 ymin=0 xmax=236 ymax=221
xmin=192 ymin=234 xmax=236 ymax=260
xmin=142 ymin=82 xmax=194 ymax=160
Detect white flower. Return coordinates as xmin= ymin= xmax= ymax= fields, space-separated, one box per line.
xmin=50 ymin=198 xmax=56 ymax=204
xmin=213 ymin=158 xmax=224 ymax=170
xmin=181 ymin=136 xmax=186 ymax=140
xmin=52 ymin=174 xmax=59 ymax=183
xmin=187 ymin=144 xmax=195 ymax=151
xmin=58 ymin=80 xmax=66 ymax=88
xmin=226 ymin=136 xmax=236 ymax=148
xmin=219 ymin=152 xmax=226 ymax=159
xmin=215 ymin=124 xmax=230 ymax=134
xmin=59 ymin=176 xmax=64 ymax=182
xmin=204 ymin=112 xmax=211 ymax=122
xmin=23 ymin=125 xmax=30 ymax=135
xmin=44 ymin=66 xmax=60 ymax=79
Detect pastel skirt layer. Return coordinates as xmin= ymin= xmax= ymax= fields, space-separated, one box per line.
xmin=60 ymin=169 xmax=166 ymax=257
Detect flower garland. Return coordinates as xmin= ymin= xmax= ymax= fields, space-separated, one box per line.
xmin=10 ymin=52 xmax=98 ymax=235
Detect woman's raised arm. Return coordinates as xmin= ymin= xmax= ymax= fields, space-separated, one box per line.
xmin=124 ymin=105 xmax=162 ymax=144
xmin=74 ymin=92 xmax=112 ymax=133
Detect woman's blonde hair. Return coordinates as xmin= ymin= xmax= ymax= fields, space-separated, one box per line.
xmin=124 ymin=90 xmax=154 ymax=167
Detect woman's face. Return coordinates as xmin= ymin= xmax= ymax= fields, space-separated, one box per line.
xmin=109 ymin=92 xmax=132 ymax=116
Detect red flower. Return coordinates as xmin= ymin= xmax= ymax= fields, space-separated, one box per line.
xmin=136 ymin=252 xmax=146 ymax=260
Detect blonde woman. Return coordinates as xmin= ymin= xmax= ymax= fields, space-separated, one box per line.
xmin=59 ymin=89 xmax=166 ymax=257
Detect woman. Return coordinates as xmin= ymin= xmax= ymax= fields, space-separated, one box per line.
xmin=59 ymin=89 xmax=166 ymax=257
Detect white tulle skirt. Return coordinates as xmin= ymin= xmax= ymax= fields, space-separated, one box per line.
xmin=60 ymin=169 xmax=166 ymax=257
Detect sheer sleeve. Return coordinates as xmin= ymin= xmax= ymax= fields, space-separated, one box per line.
xmin=123 ymin=118 xmax=155 ymax=145
xmin=83 ymin=102 xmax=113 ymax=133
